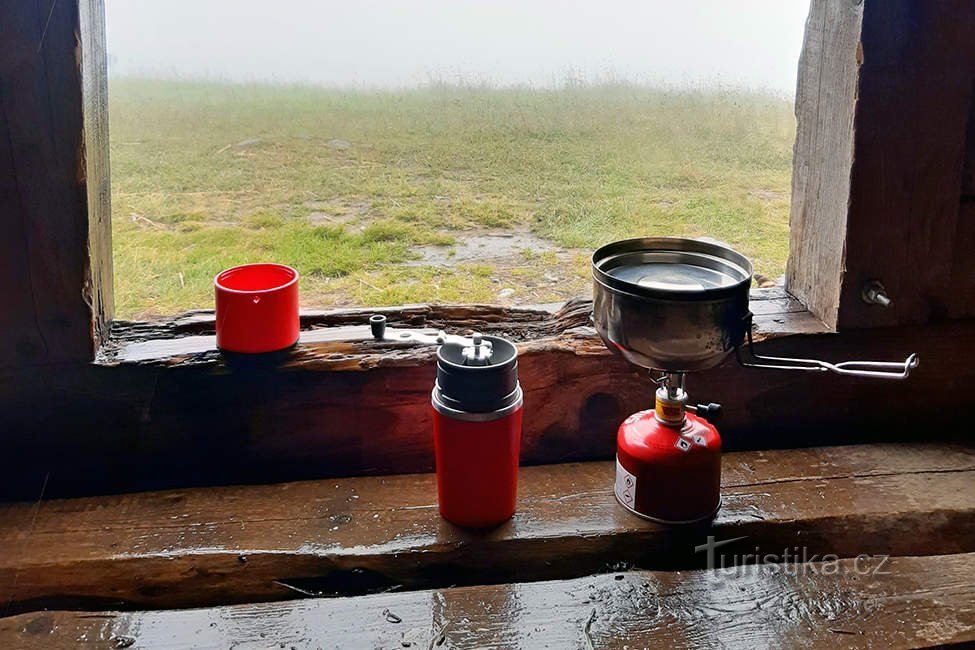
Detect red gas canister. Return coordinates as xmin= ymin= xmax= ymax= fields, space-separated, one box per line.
xmin=431 ymin=334 xmax=523 ymax=528
xmin=615 ymin=381 xmax=722 ymax=523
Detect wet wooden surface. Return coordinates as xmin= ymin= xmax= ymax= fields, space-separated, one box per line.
xmin=1 ymin=442 xmax=972 ymax=613
xmin=1 ymin=553 xmax=973 ymax=649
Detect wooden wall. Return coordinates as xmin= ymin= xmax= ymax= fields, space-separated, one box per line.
xmin=788 ymin=0 xmax=975 ymax=329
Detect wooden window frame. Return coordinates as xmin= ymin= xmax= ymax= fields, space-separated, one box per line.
xmin=1 ymin=0 xmax=111 ymax=366
xmin=1 ymin=0 xmax=974 ymax=499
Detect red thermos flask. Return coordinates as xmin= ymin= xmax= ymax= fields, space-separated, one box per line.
xmin=432 ymin=334 xmax=523 ymax=528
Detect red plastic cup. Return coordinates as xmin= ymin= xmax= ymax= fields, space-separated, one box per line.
xmin=214 ymin=263 xmax=299 ymax=353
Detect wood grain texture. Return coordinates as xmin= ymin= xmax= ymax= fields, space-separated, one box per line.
xmin=949 ymin=201 xmax=975 ymax=318
xmin=79 ymin=0 xmax=114 ymax=341
xmin=3 ymin=306 xmax=964 ymax=502
xmin=0 ymin=443 xmax=972 ymax=613
xmin=1 ymin=553 xmax=973 ymax=649
xmin=0 ymin=0 xmax=110 ymax=366
xmin=789 ymin=0 xmax=975 ymax=328
xmin=786 ymin=0 xmax=864 ymax=328
xmin=107 ymin=300 xmax=593 ymax=343
xmin=839 ymin=0 xmax=975 ymax=327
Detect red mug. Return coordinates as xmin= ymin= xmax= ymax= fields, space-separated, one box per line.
xmin=214 ymin=263 xmax=300 ymax=353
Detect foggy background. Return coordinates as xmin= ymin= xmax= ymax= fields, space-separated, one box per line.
xmin=104 ymin=1 xmax=810 ymax=95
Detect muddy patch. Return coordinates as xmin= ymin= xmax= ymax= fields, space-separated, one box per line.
xmin=303 ymin=199 xmax=371 ymax=226
xmin=412 ymin=231 xmax=560 ymax=266
xmin=749 ymin=189 xmax=787 ymax=202
xmin=411 ymin=229 xmax=589 ymax=303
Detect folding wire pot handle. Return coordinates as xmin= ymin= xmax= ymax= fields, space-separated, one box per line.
xmin=734 ymin=312 xmax=919 ymax=380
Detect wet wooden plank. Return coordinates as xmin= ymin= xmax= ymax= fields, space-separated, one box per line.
xmin=107 ymin=302 xmax=572 ymax=343
xmin=747 ymin=295 xmax=808 ymax=316
xmin=2 ymin=553 xmax=973 ymax=649
xmin=0 ymin=443 xmax=972 ymax=613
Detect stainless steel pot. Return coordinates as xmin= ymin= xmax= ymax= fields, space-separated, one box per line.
xmin=592 ymin=237 xmax=751 ymax=371
xmin=592 ymin=237 xmax=917 ymax=379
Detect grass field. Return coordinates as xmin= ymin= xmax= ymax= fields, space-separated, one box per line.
xmin=109 ymin=78 xmax=795 ymax=318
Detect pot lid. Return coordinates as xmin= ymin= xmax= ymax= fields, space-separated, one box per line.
xmin=592 ymin=237 xmax=753 ymax=299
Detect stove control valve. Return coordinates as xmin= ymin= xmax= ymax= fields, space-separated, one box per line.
xmin=688 ymin=402 xmax=722 ymax=424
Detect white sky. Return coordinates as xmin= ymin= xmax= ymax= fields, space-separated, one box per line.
xmin=104 ymin=1 xmax=810 ymax=94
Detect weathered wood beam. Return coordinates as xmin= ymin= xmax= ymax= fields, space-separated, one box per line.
xmin=2 ymin=298 xmax=965 ymax=501
xmin=2 ymin=553 xmax=973 ymax=649
xmin=788 ymin=0 xmax=975 ymax=328
xmin=0 ymin=443 xmax=972 ymax=613
xmin=0 ymin=0 xmax=112 ymax=367
xmin=95 ymin=290 xmax=818 ymax=367
xmin=787 ymin=0 xmax=863 ymax=329
xmin=79 ymin=0 xmax=113 ymax=345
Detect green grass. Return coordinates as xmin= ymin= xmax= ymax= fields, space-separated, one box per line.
xmin=110 ymin=78 xmax=795 ymax=318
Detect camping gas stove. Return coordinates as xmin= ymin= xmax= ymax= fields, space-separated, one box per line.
xmin=592 ymin=237 xmax=919 ymax=524
xmin=614 ymin=371 xmax=722 ymax=523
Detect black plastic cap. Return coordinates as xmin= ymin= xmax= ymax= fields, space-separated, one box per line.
xmin=435 ymin=335 xmax=519 ymax=414
xmin=369 ymin=314 xmax=387 ymax=340
xmin=695 ymin=402 xmax=722 ymax=424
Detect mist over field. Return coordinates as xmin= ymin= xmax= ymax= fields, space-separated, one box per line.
xmin=103 ymin=1 xmax=809 ymax=317
xmin=104 ymin=1 xmax=808 ymax=94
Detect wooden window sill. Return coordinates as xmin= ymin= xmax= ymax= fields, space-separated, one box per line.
xmin=94 ymin=288 xmax=825 ymax=369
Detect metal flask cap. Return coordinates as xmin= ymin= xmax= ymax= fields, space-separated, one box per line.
xmin=368 ymin=315 xmax=524 ymax=414
xmin=435 ymin=335 xmax=521 ymax=416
